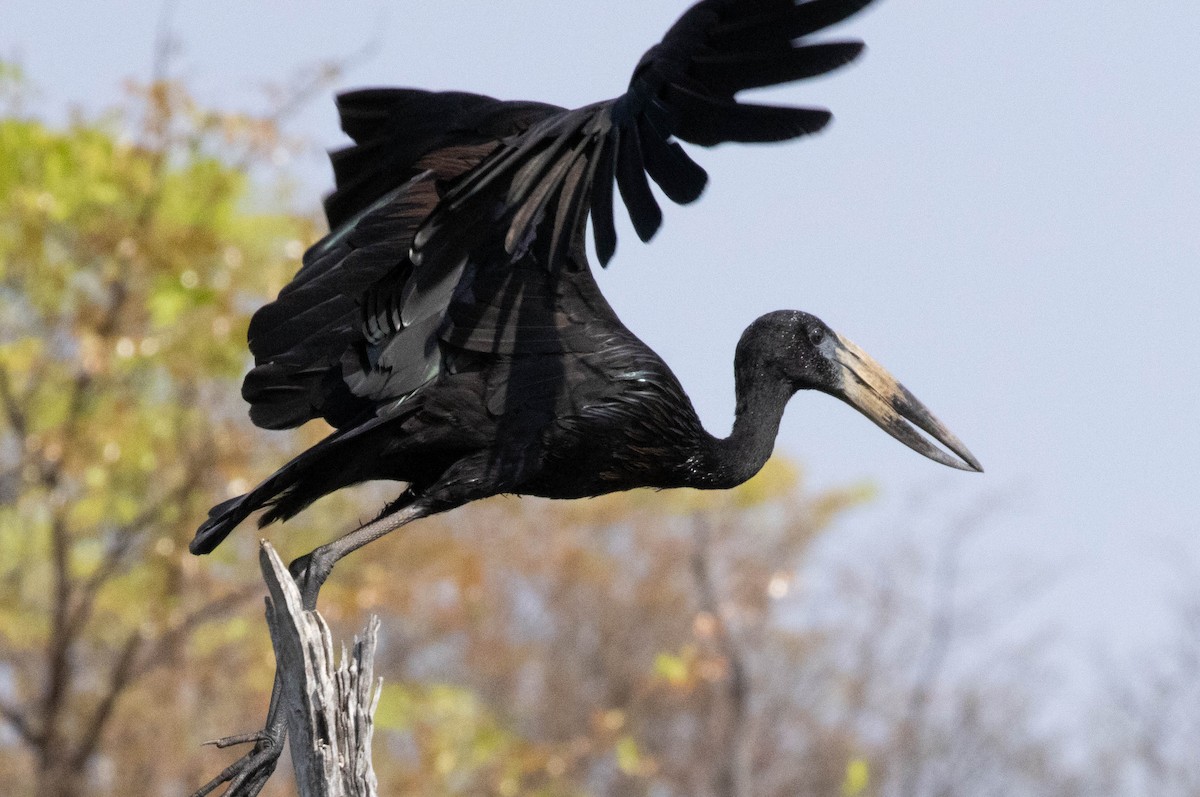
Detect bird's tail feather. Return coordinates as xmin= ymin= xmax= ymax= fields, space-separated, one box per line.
xmin=189 ymin=461 xmax=320 ymax=555
xmin=189 ymin=418 xmax=388 ymax=555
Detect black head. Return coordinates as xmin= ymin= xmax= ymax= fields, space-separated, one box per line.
xmin=736 ymin=310 xmax=983 ymax=472
xmin=734 ymin=310 xmax=839 ymax=392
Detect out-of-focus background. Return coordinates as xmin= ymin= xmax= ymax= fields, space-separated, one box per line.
xmin=1 ymin=1 xmax=1197 ymax=795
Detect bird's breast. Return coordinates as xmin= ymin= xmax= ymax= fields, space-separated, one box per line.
xmin=516 ymin=375 xmax=708 ymax=498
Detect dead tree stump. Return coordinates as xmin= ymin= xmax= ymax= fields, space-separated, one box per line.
xmin=259 ymin=541 xmax=381 ymax=797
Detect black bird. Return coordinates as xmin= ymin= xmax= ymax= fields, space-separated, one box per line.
xmin=194 ymin=1 xmax=980 ymax=791
xmin=192 ymin=0 xmax=983 ymax=596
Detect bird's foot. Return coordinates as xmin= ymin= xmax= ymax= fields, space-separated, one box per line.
xmin=288 ymin=550 xmax=331 ymax=611
xmin=192 ymin=723 xmax=285 ymax=797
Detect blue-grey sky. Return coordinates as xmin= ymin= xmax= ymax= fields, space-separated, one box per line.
xmin=7 ymin=1 xmax=1199 ymax=672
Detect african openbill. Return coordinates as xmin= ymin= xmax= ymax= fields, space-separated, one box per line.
xmin=192 ymin=0 xmax=980 ymax=793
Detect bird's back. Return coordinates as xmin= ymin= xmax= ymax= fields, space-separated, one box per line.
xmin=377 ymin=248 xmax=710 ymax=499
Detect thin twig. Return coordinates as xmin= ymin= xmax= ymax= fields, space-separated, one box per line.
xmin=0 ymin=366 xmax=29 ymax=439
xmin=0 ymin=698 xmax=42 ymax=747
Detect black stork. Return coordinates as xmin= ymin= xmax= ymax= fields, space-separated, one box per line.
xmin=193 ymin=1 xmax=980 ymax=791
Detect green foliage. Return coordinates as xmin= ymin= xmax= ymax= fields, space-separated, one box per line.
xmin=372 ymin=682 xmax=584 ymax=796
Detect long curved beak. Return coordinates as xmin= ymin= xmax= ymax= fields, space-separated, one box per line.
xmin=829 ymin=333 xmax=983 ymax=472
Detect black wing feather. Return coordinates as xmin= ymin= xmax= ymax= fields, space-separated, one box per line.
xmin=549 ymin=154 xmax=593 ymax=266
xmin=325 ymin=89 xmax=560 ymax=229
xmin=588 ymin=132 xmax=620 ymax=265
xmin=419 ymin=0 xmax=873 ymax=269
xmin=614 ymin=121 xmax=664 ymax=243
xmin=691 ymin=41 xmax=865 ymax=95
xmin=710 ymin=0 xmax=876 ymax=49
xmin=666 ymin=84 xmax=834 ymax=145
xmin=638 ymin=119 xmax=708 ymax=204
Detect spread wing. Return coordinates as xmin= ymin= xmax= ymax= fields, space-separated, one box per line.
xmin=242 ymin=0 xmax=875 ymax=432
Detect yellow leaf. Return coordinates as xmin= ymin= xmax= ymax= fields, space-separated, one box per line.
xmin=615 ymin=736 xmax=642 ymax=776
xmin=841 ymin=757 xmax=870 ymax=797
xmin=653 ymin=651 xmax=690 ymax=687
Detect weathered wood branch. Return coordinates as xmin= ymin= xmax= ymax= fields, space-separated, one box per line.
xmin=259 ymin=542 xmax=381 ymax=797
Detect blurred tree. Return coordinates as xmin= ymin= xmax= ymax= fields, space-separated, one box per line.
xmin=0 ymin=63 xmax=322 ymax=796
xmin=1088 ymin=584 xmax=1200 ymax=797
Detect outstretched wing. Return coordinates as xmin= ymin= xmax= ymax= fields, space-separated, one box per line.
xmin=243 ymin=0 xmax=876 ymax=431
xmin=433 ymin=0 xmax=872 ymax=268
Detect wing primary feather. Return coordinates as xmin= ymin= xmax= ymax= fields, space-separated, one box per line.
xmin=711 ymin=0 xmax=876 ymax=49
xmin=549 ymin=154 xmax=591 ymax=268
xmin=441 ymin=139 xmax=531 ymax=214
xmin=637 ymin=117 xmax=708 ymax=205
xmin=691 ymin=42 xmax=865 ymax=95
xmin=589 ymin=131 xmax=619 ymax=266
xmin=444 ymin=111 xmax=585 ymax=215
xmin=615 ymin=124 xmax=662 ymax=243
xmin=505 ymin=111 xmax=590 ymax=206
xmin=666 ymin=82 xmax=833 ymax=146
xmin=556 ymin=129 xmax=609 ymax=269
xmin=505 ymin=136 xmax=591 ymax=258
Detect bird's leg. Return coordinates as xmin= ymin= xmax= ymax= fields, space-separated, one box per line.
xmin=289 ymin=499 xmax=432 ymax=610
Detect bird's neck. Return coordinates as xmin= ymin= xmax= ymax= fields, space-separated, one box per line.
xmin=696 ymin=376 xmax=791 ymax=490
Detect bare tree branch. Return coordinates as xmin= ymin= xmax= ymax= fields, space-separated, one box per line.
xmin=0 ymin=365 xmax=29 ymax=439
xmin=40 ymin=514 xmax=73 ymax=769
xmin=691 ymin=515 xmax=749 ymax=797
xmin=130 ymin=586 xmax=261 ymax=682
xmin=0 ymin=697 xmax=42 ymax=747
xmin=68 ymin=467 xmax=204 ymax=639
xmin=896 ymin=494 xmax=1011 ymax=797
xmin=151 ymin=0 xmax=181 ymax=88
xmin=72 ymin=630 xmax=143 ymax=769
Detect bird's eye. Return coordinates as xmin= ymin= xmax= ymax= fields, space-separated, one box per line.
xmin=807 ymin=327 xmax=825 ymax=346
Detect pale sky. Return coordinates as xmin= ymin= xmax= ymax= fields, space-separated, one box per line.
xmin=7 ymin=0 xmax=1199 ymax=685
